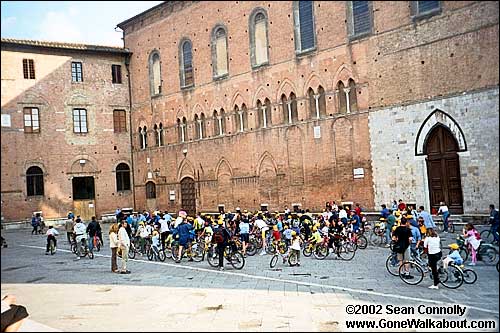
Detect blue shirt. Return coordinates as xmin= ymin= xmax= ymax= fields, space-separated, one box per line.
xmin=410 ymin=225 xmax=421 ymax=244
xmin=419 ymin=211 xmax=436 ymax=229
xmin=351 ymin=215 xmax=361 ymax=231
xmin=447 ymin=250 xmax=463 ymax=265
xmin=239 ymin=222 xmax=250 ymax=234
xmin=276 ymin=220 xmax=283 ymax=232
xmin=164 ymin=214 xmax=173 ymax=223
xmin=380 ymin=208 xmax=390 ymax=219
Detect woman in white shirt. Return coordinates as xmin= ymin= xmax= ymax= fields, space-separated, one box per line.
xmin=423 ymin=228 xmax=442 ymax=289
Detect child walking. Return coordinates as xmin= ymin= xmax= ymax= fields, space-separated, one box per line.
xmin=290 ymin=231 xmax=302 ymax=266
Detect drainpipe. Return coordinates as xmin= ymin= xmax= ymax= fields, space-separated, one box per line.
xmin=123 ymin=32 xmax=137 ymax=212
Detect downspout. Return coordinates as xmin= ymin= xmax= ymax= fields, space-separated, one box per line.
xmin=122 ymin=29 xmax=137 ymax=212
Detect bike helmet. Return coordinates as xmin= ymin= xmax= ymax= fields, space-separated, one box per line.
xmin=178 ymin=211 xmax=187 ymax=218
xmin=291 ymin=231 xmax=297 ymax=236
xmin=312 ymin=226 xmax=318 ymax=232
xmin=448 ymin=243 xmax=459 ymax=250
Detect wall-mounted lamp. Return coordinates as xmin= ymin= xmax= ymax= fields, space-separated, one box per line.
xmin=79 ymin=159 xmax=86 ymax=165
xmin=182 ymin=148 xmax=188 ymax=157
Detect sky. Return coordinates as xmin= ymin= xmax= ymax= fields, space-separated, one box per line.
xmin=1 ymin=1 xmax=163 ymax=46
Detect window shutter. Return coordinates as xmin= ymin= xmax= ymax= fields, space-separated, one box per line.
xmin=417 ymin=1 xmax=440 ymax=14
xmin=23 ymin=59 xmax=29 ymax=79
xmin=299 ymin=1 xmax=315 ymax=51
xmin=353 ymin=1 xmax=371 ymax=35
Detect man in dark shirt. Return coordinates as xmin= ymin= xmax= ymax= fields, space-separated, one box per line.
xmin=392 ymin=218 xmax=413 ymax=279
xmin=86 ymin=216 xmax=100 ymax=252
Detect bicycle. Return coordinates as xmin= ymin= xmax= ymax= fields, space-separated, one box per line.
xmin=369 ymin=223 xmax=386 ymax=247
xmin=270 ymin=249 xmax=290 ymax=268
xmin=438 ymin=217 xmax=455 ymax=233
xmin=398 ymin=259 xmax=464 ymax=289
xmin=172 ymin=239 xmax=204 ymax=262
xmin=456 ymin=235 xmax=498 ymax=264
xmin=73 ymin=238 xmax=94 ymax=259
xmin=147 ymin=244 xmax=166 ymax=261
xmin=349 ymin=231 xmax=367 ymax=250
xmin=48 ymin=237 xmax=56 ymax=255
xmin=480 ymin=226 xmax=499 ymax=244
xmin=207 ymin=242 xmax=245 ymax=269
xmin=450 ymin=263 xmax=477 ymax=284
xmin=315 ymin=234 xmax=356 ymax=261
xmin=386 ymin=244 xmax=427 ymax=276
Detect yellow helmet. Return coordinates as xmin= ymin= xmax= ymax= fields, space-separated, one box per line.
xmin=218 ymin=219 xmax=223 ymax=225
xmin=379 ymin=217 xmax=386 ymax=221
xmin=314 ymin=223 xmax=321 ymax=228
xmin=449 ymin=243 xmax=459 ymax=250
xmin=291 ymin=231 xmax=297 ymax=236
xmin=313 ymin=226 xmax=318 ymax=232
xmin=284 ymin=225 xmax=289 ymax=229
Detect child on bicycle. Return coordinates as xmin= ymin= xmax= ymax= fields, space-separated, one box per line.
xmin=308 ymin=226 xmax=322 ymax=248
xmin=443 ymin=243 xmax=463 ymax=269
xmin=283 ymin=225 xmax=293 ymax=247
xmin=151 ymin=230 xmax=161 ymax=255
xmin=45 ymin=226 xmax=59 ymax=254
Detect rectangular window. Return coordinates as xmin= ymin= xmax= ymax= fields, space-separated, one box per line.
xmin=215 ymin=37 xmax=228 ymax=76
xmin=23 ymin=59 xmax=35 ymax=79
xmin=71 ymin=62 xmax=83 ymax=82
xmin=73 ymin=109 xmax=88 ymax=133
xmin=417 ymin=0 xmax=440 ymax=14
xmin=352 ymin=1 xmax=371 ymax=36
xmin=113 ymin=110 xmax=127 ymax=133
xmin=298 ymin=1 xmax=315 ymax=51
xmin=112 ymin=64 xmax=122 ymax=84
xmin=23 ymin=107 xmax=40 ymax=133
xmin=184 ymin=49 xmax=194 ymax=87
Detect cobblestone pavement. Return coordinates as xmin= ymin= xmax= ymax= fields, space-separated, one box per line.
xmin=1 ymin=226 xmax=498 ymax=331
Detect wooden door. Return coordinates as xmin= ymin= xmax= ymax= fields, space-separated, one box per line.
xmin=180 ymin=177 xmax=196 ymax=216
xmin=72 ymin=176 xmax=96 ymax=221
xmin=425 ymin=126 xmax=463 ymax=214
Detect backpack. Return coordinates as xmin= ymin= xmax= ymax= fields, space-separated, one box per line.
xmin=214 ymin=228 xmax=225 ymax=244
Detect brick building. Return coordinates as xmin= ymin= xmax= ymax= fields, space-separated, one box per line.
xmin=1 ymin=1 xmax=498 ymax=222
xmin=1 ymin=39 xmax=133 ymax=221
xmin=117 ymin=1 xmax=498 ymax=215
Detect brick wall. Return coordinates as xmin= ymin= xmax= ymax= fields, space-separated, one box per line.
xmin=1 ymin=46 xmax=133 ymax=221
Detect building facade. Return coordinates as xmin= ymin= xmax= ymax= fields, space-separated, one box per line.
xmin=118 ymin=1 xmax=498 ymax=215
xmin=1 ymin=39 xmax=134 ymax=221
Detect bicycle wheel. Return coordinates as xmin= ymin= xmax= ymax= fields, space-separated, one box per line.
xmin=482 ymin=248 xmax=498 ymax=265
xmin=288 ymin=251 xmax=298 ymax=266
xmin=71 ymin=242 xmax=77 ymax=254
xmin=357 ymin=235 xmax=368 ymax=249
xmin=191 ymin=244 xmax=204 ymax=262
xmin=207 ymin=247 xmax=219 ymax=267
xmin=313 ymin=244 xmax=329 ymax=260
xmin=369 ymin=232 xmax=383 ymax=247
xmin=462 ymin=268 xmax=477 ymax=284
xmin=448 ymin=223 xmax=455 ymax=234
xmin=398 ymin=261 xmax=424 ymax=285
xmin=50 ymin=240 xmax=56 ymax=255
xmin=171 ymin=244 xmax=179 ymax=261
xmin=127 ymin=244 xmax=136 ymax=259
xmin=439 ymin=266 xmax=463 ymax=289
xmin=278 ymin=242 xmax=288 ymax=254
xmin=385 ymin=254 xmax=400 ymax=276
xmin=229 ymin=251 xmax=245 ymax=270
xmin=265 ymin=243 xmax=276 ymax=255
xmin=158 ymin=249 xmax=166 ymax=261
xmin=302 ymin=245 xmax=313 ymax=257
xmin=338 ymin=244 xmax=355 ymax=261
xmin=246 ymin=241 xmax=257 ymax=256
xmin=270 ymin=254 xmax=278 ymax=268
xmin=480 ymin=230 xmax=494 ymax=244
xmin=147 ymin=248 xmax=154 ymax=261
xmin=459 ymin=247 xmax=469 ymax=262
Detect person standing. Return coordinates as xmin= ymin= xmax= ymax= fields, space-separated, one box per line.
xmin=398 ymin=199 xmax=406 ymax=212
xmin=380 ymin=204 xmax=390 ymax=219
xmin=239 ymin=216 xmax=250 ymax=257
xmin=118 ymin=220 xmax=131 ymax=274
xmin=30 ymin=213 xmax=40 ymax=235
xmin=109 ymin=223 xmax=119 ymax=273
xmin=418 ymin=206 xmax=436 ymax=230
xmin=385 ymin=210 xmax=396 ymax=246
xmin=463 ymin=223 xmax=481 ymax=266
xmin=392 ymin=218 xmax=413 ymax=279
xmin=65 ymin=215 xmax=75 ymax=245
xmin=488 ymin=204 xmax=499 ymax=244
xmin=159 ymin=213 xmax=170 ymax=250
xmin=423 ymin=228 xmax=442 ymax=289
xmin=213 ymin=219 xmax=230 ymax=270
xmin=437 ymin=202 xmax=450 ymax=233
xmin=86 ymin=216 xmax=99 ymax=252
xmin=175 ymin=216 xmax=193 ymax=263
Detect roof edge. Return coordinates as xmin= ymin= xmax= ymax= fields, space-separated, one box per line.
xmin=116 ymin=1 xmax=168 ymax=29
xmin=1 ymin=38 xmax=131 ymax=54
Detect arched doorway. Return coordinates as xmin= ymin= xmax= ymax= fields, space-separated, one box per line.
xmin=425 ymin=125 xmax=463 ymax=214
xmin=180 ymin=177 xmax=196 ymax=216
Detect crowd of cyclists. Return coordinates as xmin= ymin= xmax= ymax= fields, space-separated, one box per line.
xmin=33 ymin=200 xmax=499 ymax=278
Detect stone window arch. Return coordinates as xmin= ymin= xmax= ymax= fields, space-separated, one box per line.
xmin=264 ymin=98 xmax=272 ymax=128
xmin=293 ymin=1 xmax=316 ymax=54
xmin=179 ymin=39 xmax=194 ymax=88
xmin=139 ymin=126 xmax=147 ymax=149
xmin=348 ymin=79 xmax=358 ymax=112
xmin=194 ymin=114 xmax=201 ymax=139
xmin=200 ymin=113 xmax=206 ymax=139
xmin=177 ymin=118 xmax=185 ymax=143
xmin=26 ymin=166 xmax=44 ymax=196
xmin=149 ymin=51 xmax=162 ymax=96
xmin=220 ymin=108 xmax=226 ymax=135
xmin=182 ymin=117 xmax=188 ymax=141
xmin=211 ymin=25 xmax=229 ymax=79
xmin=318 ymin=85 xmax=326 ymax=117
xmin=116 ymin=163 xmax=131 ymax=192
xmin=213 ymin=110 xmax=220 ymax=136
xmin=145 ymin=181 xmax=156 ymax=199
xmin=154 ymin=123 xmax=164 ymax=147
xmin=307 ymin=87 xmax=316 ymax=119
xmin=249 ymin=8 xmax=269 ymax=68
